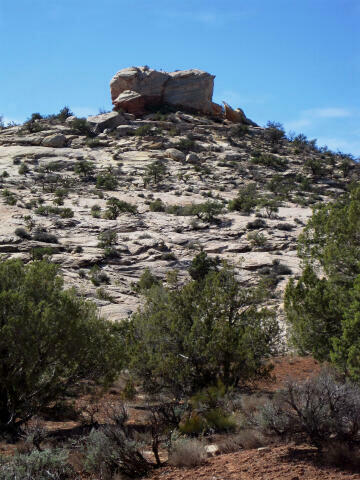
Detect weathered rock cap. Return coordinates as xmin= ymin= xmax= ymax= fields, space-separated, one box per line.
xmin=110 ymin=66 xmax=257 ymax=124
xmin=110 ymin=66 xmax=215 ymax=115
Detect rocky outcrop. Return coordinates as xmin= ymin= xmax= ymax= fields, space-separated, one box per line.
xmin=113 ymin=90 xmax=146 ymax=116
xmin=110 ymin=66 xmax=215 ymax=116
xmin=223 ymin=103 xmax=257 ymax=126
xmin=42 ymin=134 xmax=67 ymax=148
xmin=110 ymin=66 xmax=256 ymax=124
xmin=162 ymin=69 xmax=215 ymax=114
xmin=87 ymin=112 xmax=126 ymax=133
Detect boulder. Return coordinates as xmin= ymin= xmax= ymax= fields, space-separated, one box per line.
xmin=115 ymin=125 xmax=135 ymax=137
xmin=163 ymin=69 xmax=215 ymax=114
xmin=110 ymin=66 xmax=215 ymax=115
xmin=186 ymin=152 xmax=199 ymax=163
xmin=223 ymin=102 xmax=257 ymax=126
xmin=211 ymin=102 xmax=223 ymax=116
xmin=223 ymin=102 xmax=247 ymax=123
xmin=165 ymin=148 xmax=185 ymax=162
xmin=110 ymin=66 xmax=256 ymax=123
xmin=87 ymin=112 xmax=126 ymax=133
xmin=113 ymin=90 xmax=146 ymax=116
xmin=110 ymin=66 xmax=169 ymax=104
xmin=42 ymin=134 xmax=66 ymax=148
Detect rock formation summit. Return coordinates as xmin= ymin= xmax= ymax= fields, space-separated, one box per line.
xmin=110 ymin=66 xmax=254 ymax=124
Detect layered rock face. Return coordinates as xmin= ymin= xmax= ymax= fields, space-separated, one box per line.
xmin=110 ymin=66 xmax=217 ymax=116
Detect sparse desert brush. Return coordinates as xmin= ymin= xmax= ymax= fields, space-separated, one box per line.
xmin=169 ymin=438 xmax=207 ymax=467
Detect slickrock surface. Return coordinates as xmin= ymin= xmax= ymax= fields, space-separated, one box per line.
xmin=0 ymin=110 xmax=357 ymax=322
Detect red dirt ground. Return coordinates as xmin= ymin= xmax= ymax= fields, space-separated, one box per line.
xmin=2 ymin=356 xmax=351 ymax=480
xmin=149 ymin=445 xmax=359 ymax=480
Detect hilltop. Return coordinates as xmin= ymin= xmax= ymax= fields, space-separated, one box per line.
xmin=0 ymin=67 xmax=359 ymax=480
xmin=0 ymin=69 xmax=358 ymax=322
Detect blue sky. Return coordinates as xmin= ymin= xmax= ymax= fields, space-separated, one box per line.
xmin=1 ymin=0 xmax=359 ymax=156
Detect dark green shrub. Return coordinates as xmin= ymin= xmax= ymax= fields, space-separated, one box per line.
xmin=272 ymin=259 xmax=292 ymax=275
xmin=251 ymin=153 xmax=288 ymax=172
xmin=56 ymin=106 xmax=73 ymax=122
xmin=143 ymin=160 xmax=167 ymax=186
xmin=304 ymin=158 xmax=326 ymax=177
xmin=228 ymin=184 xmax=258 ymax=215
xmin=127 ymin=265 xmax=279 ymax=397
xmin=134 ymin=124 xmax=156 ymax=136
xmin=14 ymin=227 xmax=31 ymax=240
xmin=18 ymin=163 xmax=30 ymax=175
xmin=2 ymin=190 xmax=17 ymax=206
xmin=276 ymin=223 xmax=293 ymax=231
xmin=285 ymin=185 xmax=360 ymax=376
xmin=133 ymin=268 xmax=160 ymax=293
xmin=30 ymin=247 xmax=54 ymax=260
xmin=247 ymin=218 xmax=267 ymax=230
xmin=0 ymin=259 xmax=122 ymax=432
xmin=264 ymin=121 xmax=285 ymax=145
xmin=268 ymin=175 xmax=293 ymax=197
xmin=175 ymin=138 xmax=196 ymax=153
xmin=91 ymin=204 xmax=101 ymax=218
xmin=259 ymin=198 xmax=279 ymax=218
xmin=104 ymin=197 xmax=137 ymax=219
xmin=74 ymin=160 xmax=94 ymax=178
xmin=90 ymin=265 xmax=110 ymax=286
xmin=96 ymin=172 xmax=118 ymax=190
xmin=188 ymin=251 xmax=220 ymax=281
xmin=230 ymin=124 xmax=249 ymax=138
xmin=70 ymin=117 xmax=94 ymax=137
xmin=192 ymin=201 xmax=223 ymax=223
xmin=247 ymin=231 xmax=267 ymax=247
xmin=34 ymin=205 xmax=73 ymax=218
xmin=149 ymin=198 xmax=165 ymax=212
xmin=98 ymin=229 xmax=118 ymax=248
xmin=32 ymin=229 xmax=58 ymax=243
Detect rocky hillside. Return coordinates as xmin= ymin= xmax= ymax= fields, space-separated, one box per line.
xmin=0 ymin=79 xmax=358 ymax=322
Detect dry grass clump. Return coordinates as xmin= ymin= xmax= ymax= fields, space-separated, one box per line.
xmin=168 ymin=439 xmax=207 ymax=468
xmin=217 ymin=429 xmax=267 ymax=454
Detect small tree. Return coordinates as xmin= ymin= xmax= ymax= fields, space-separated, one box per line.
xmin=74 ymin=160 xmax=94 ymax=179
xmin=127 ymin=264 xmax=279 ymax=397
xmin=104 ymin=197 xmax=137 ymax=219
xmin=265 ymin=121 xmax=285 ymax=145
xmin=98 ymin=229 xmax=118 ymax=248
xmin=285 ymin=185 xmax=360 ymax=378
xmin=193 ymin=201 xmax=223 ymax=223
xmin=143 ymin=160 xmax=167 ymax=186
xmin=228 ymin=183 xmax=258 ymax=215
xmin=188 ymin=251 xmax=220 ymax=281
xmin=96 ymin=171 xmax=118 ymax=190
xmin=0 ymin=259 xmax=122 ymax=434
xmin=57 ymin=106 xmax=73 ymax=122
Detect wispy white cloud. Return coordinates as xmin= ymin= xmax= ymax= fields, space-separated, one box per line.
xmin=160 ymin=7 xmax=256 ymax=26
xmin=304 ymin=107 xmax=352 ymax=119
xmin=284 ymin=118 xmax=312 ymax=130
xmin=284 ymin=106 xmax=356 ymax=132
